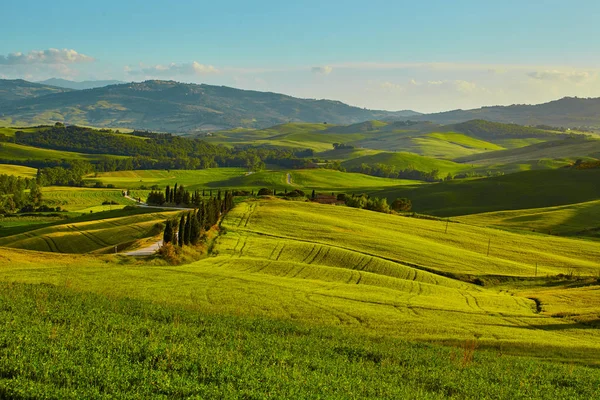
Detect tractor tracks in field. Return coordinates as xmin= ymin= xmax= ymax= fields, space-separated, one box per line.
xmin=241 ymin=229 xmax=461 ymax=284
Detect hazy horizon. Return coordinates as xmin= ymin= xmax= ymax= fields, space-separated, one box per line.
xmin=3 ymin=0 xmax=600 ymax=113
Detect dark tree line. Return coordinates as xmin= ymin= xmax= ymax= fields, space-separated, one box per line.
xmin=162 ymin=191 xmax=235 ymax=247
xmin=350 ymin=163 xmax=442 ymax=182
xmin=11 ymin=124 xmax=316 ymax=174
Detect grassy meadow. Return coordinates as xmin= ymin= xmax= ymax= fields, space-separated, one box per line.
xmin=0 ymin=142 xmax=124 ymax=162
xmin=373 ymin=168 xmax=600 ymax=216
xmin=3 ymin=282 xmax=599 ymax=399
xmin=85 ymin=168 xmax=421 ymax=192
xmin=0 ymin=164 xmax=38 ymax=178
xmin=1 ymin=118 xmax=600 ymax=397
xmin=457 ymin=199 xmax=600 ymax=237
xmin=42 ymin=187 xmax=136 ymax=213
xmin=1 ymin=192 xmax=600 ymax=396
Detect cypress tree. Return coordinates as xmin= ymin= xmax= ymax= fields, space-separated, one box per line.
xmin=163 ymin=220 xmax=173 ymax=244
xmin=184 ymin=213 xmax=192 ymax=245
xmin=311 ymin=189 xmax=316 ymax=200
xmin=165 ymin=185 xmax=171 ymax=204
xmin=197 ymin=201 xmax=205 ymax=227
xmin=190 ymin=211 xmax=201 ymax=245
xmin=174 ymin=183 xmax=178 ymax=203
xmin=178 ymin=214 xmax=185 ymax=247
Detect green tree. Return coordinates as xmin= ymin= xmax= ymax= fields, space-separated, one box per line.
xmin=163 ymin=220 xmax=173 ymax=244
xmin=391 ymin=198 xmax=412 ymax=212
xmin=178 ymin=214 xmax=185 ymax=247
xmin=190 ymin=212 xmax=201 ymax=245
xmin=28 ymin=183 xmax=43 ymax=206
xmin=184 ymin=213 xmax=192 ymax=245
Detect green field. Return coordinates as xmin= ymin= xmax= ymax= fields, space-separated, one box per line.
xmin=86 ymin=168 xmax=420 ymax=192
xmin=455 ymin=137 xmax=600 ymax=166
xmin=85 ymin=168 xmax=247 ymax=190
xmin=1 ymin=116 xmax=600 ymax=397
xmin=0 ymin=208 xmax=175 ymax=253
xmin=3 ymin=282 xmax=599 ymax=399
xmin=42 ymin=187 xmax=136 ymax=213
xmin=0 ymin=142 xmax=124 ymax=162
xmin=342 ymin=151 xmax=473 ymax=175
xmin=373 ymin=168 xmax=600 ymax=216
xmin=1 ymin=196 xmax=600 ymax=396
xmin=0 ymin=164 xmax=38 ymax=177
xmin=456 ymin=199 xmax=600 ymax=237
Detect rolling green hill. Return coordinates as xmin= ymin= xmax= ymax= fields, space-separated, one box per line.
xmin=87 ymin=168 xmax=420 ymax=191
xmin=456 ymin=199 xmax=600 ymax=237
xmin=342 ymin=151 xmax=472 ymax=175
xmin=455 ymin=136 xmax=600 ymax=165
xmin=0 ymin=207 xmax=175 ymax=253
xmin=2 ymin=199 xmax=600 ymax=362
xmin=373 ymin=168 xmax=600 ymax=216
xmin=0 ymin=164 xmax=38 ymax=178
xmin=0 ymin=142 xmax=126 ymax=162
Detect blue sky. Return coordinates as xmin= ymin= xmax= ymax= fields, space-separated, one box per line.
xmin=2 ymin=0 xmax=600 ymax=112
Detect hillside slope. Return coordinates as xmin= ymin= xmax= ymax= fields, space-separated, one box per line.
xmin=374 ymin=168 xmax=600 ymax=216
xmin=0 ymin=79 xmax=72 ymax=104
xmin=414 ymin=97 xmax=600 ymax=129
xmin=0 ymin=80 xmax=419 ymax=131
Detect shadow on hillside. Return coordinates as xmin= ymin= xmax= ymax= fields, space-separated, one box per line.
xmin=484 ymin=319 xmax=600 ymax=331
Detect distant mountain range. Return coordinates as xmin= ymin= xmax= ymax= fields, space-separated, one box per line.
xmin=0 ymin=79 xmax=420 ymax=132
xmin=411 ymin=97 xmax=600 ymax=129
xmin=0 ymin=79 xmax=73 ymax=104
xmin=1 ymin=78 xmax=599 ymax=132
xmin=36 ymin=78 xmax=125 ymax=90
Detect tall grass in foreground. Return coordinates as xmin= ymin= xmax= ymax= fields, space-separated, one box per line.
xmin=1 ymin=282 xmax=598 ymax=399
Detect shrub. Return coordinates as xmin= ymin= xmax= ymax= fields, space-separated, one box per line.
xmin=257 ymin=188 xmax=273 ymax=196
xmin=284 ymin=189 xmax=305 ymax=198
xmin=157 ymin=242 xmax=181 ymax=264
xmin=392 ymin=198 xmax=412 ymax=212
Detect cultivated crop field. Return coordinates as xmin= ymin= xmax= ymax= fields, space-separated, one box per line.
xmin=86 ymin=168 xmax=418 ymax=192
xmin=457 ymin=199 xmax=600 ymax=237
xmin=42 ymin=187 xmax=136 ymax=213
xmin=0 ymin=164 xmax=38 ymax=177
xmin=0 ymin=208 xmax=176 ymax=253
xmin=2 ymin=199 xmax=599 ymax=366
xmin=3 ymin=282 xmax=599 ymax=399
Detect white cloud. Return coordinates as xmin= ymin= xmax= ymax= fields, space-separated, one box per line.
xmin=379 ymin=81 xmax=403 ymax=92
xmin=527 ymin=70 xmax=596 ymax=83
xmin=0 ymin=48 xmax=94 ymax=64
xmin=311 ymin=65 xmax=333 ymax=75
xmin=127 ymin=61 xmax=219 ymax=76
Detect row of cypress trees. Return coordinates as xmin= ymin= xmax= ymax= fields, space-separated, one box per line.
xmin=162 ymin=191 xmax=235 ymax=247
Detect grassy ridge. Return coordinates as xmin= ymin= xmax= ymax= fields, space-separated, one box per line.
xmin=0 ymin=164 xmax=38 ymax=177
xmin=87 ymin=168 xmax=416 ymax=191
xmin=374 ymin=169 xmax=600 ymax=216
xmin=0 ymin=142 xmax=124 ymax=161
xmin=85 ymin=168 xmax=247 ymax=190
xmin=342 ymin=151 xmax=472 ymax=175
xmin=456 ymin=200 xmax=600 ymax=237
xmin=455 ymin=137 xmax=600 ymax=166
